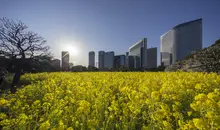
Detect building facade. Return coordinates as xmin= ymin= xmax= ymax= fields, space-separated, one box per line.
xmin=128 ymin=56 xmax=134 ymax=70
xmin=147 ymin=48 xmax=157 ymax=69
xmin=114 ymin=55 xmax=125 ymax=69
xmin=61 ymin=51 xmax=69 ymax=71
xmin=129 ymin=38 xmax=147 ymax=69
xmin=125 ymin=52 xmax=129 ymax=68
xmin=51 ymin=59 xmax=61 ymax=68
xmin=104 ymin=51 xmax=114 ymax=69
xmin=98 ymin=51 xmax=105 ymax=70
xmin=133 ymin=56 xmax=140 ymax=69
xmin=88 ymin=51 xmax=95 ymax=67
xmin=161 ymin=18 xmax=202 ymax=66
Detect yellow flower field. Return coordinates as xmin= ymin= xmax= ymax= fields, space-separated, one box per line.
xmin=0 ymin=72 xmax=220 ymax=130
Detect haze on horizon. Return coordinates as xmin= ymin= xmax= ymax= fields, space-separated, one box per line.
xmin=1 ymin=0 xmax=220 ymax=66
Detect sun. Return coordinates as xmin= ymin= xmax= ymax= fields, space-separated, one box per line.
xmin=64 ymin=45 xmax=79 ymax=56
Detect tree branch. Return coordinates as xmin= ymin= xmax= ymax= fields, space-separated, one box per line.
xmin=0 ymin=17 xmax=50 ymax=59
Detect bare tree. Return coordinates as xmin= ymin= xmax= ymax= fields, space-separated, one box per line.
xmin=0 ymin=17 xmax=49 ymax=60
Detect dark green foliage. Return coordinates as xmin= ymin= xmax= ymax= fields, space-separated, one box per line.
xmin=70 ymin=65 xmax=88 ymax=72
xmin=87 ymin=65 xmax=99 ymax=72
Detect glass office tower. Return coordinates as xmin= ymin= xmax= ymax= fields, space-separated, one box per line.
xmin=129 ymin=38 xmax=147 ymax=69
xmin=161 ymin=18 xmax=202 ymax=66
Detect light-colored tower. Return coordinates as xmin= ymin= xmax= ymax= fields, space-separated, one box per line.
xmin=61 ymin=51 xmax=69 ymax=71
xmin=129 ymin=38 xmax=147 ymax=69
xmin=161 ymin=18 xmax=202 ymax=66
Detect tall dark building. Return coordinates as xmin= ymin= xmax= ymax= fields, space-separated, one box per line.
xmin=147 ymin=48 xmax=157 ymax=69
xmin=125 ymin=52 xmax=129 ymax=67
xmin=61 ymin=51 xmax=69 ymax=71
xmin=134 ymin=56 xmax=141 ymax=69
xmin=104 ymin=51 xmax=114 ymax=69
xmin=98 ymin=51 xmax=105 ymax=70
xmin=128 ymin=56 xmax=134 ymax=70
xmin=114 ymin=55 xmax=125 ymax=69
xmin=89 ymin=51 xmax=95 ymax=67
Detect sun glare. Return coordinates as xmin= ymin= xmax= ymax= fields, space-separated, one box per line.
xmin=64 ymin=45 xmax=79 ymax=56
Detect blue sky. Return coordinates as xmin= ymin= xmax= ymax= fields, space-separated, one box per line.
xmin=1 ymin=0 xmax=220 ymax=66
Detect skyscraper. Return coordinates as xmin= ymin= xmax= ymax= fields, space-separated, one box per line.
xmin=98 ymin=51 xmax=105 ymax=70
xmin=128 ymin=56 xmax=134 ymax=70
xmin=114 ymin=55 xmax=125 ymax=69
xmin=147 ymin=48 xmax=157 ymax=69
xmin=104 ymin=51 xmax=114 ymax=69
xmin=61 ymin=51 xmax=69 ymax=71
xmin=129 ymin=38 xmax=147 ymax=69
xmin=161 ymin=18 xmax=202 ymax=66
xmin=88 ymin=51 xmax=95 ymax=67
xmin=134 ymin=56 xmax=141 ymax=69
xmin=125 ymin=52 xmax=129 ymax=68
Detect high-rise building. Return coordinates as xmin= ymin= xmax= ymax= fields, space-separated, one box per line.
xmin=104 ymin=51 xmax=114 ymax=69
xmin=114 ymin=55 xmax=125 ymax=69
xmin=98 ymin=51 xmax=105 ymax=70
xmin=128 ymin=56 xmax=134 ymax=70
xmin=51 ymin=59 xmax=61 ymax=68
xmin=125 ymin=52 xmax=129 ymax=67
xmin=134 ymin=56 xmax=141 ymax=69
xmin=161 ymin=18 xmax=202 ymax=66
xmin=88 ymin=51 xmax=95 ymax=67
xmin=95 ymin=62 xmax=98 ymax=68
xmin=129 ymin=38 xmax=147 ymax=69
xmin=147 ymin=48 xmax=157 ymax=69
xmin=61 ymin=51 xmax=69 ymax=71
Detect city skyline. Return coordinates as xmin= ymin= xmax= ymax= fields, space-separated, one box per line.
xmin=90 ymin=37 xmax=157 ymax=70
xmin=60 ymin=18 xmax=201 ymax=68
xmin=1 ymin=0 xmax=220 ymax=66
